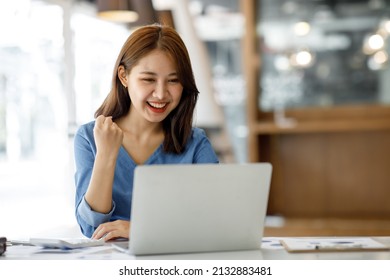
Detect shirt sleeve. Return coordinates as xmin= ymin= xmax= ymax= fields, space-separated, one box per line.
xmin=73 ymin=123 xmax=114 ymax=237
xmin=192 ymin=128 xmax=220 ymax=164
xmin=77 ymin=197 xmax=116 ymax=231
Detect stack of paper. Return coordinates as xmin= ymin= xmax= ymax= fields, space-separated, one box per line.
xmin=281 ymin=237 xmax=389 ymax=253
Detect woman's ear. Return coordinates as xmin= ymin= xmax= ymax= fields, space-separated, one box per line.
xmin=118 ymin=65 xmax=128 ymax=88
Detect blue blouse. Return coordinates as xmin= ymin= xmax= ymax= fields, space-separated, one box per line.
xmin=74 ymin=121 xmax=219 ymax=237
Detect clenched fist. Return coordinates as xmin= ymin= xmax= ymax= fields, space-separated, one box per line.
xmin=94 ymin=115 xmax=124 ymax=161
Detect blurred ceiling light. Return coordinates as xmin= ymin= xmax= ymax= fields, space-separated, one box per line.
xmin=373 ymin=50 xmax=388 ymax=65
xmin=363 ymin=33 xmax=385 ymax=54
xmin=368 ymin=51 xmax=388 ymax=70
xmin=290 ymin=49 xmax=314 ymax=68
xmin=293 ymin=21 xmax=311 ymax=36
xmin=368 ymin=33 xmax=385 ymax=50
xmin=97 ymin=0 xmax=139 ymax=23
xmin=385 ymin=21 xmax=390 ymax=33
xmin=380 ymin=19 xmax=390 ymax=33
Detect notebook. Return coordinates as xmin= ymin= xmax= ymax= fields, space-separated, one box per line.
xmin=121 ymin=163 xmax=272 ymax=255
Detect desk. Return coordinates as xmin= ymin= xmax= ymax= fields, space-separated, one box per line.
xmin=3 ymin=237 xmax=390 ymax=260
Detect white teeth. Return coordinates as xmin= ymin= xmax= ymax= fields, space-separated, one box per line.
xmin=148 ymin=102 xmax=167 ymax=108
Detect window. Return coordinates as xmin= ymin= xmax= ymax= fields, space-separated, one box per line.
xmin=0 ymin=0 xmax=130 ymax=238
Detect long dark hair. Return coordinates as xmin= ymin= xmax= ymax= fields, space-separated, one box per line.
xmin=95 ymin=24 xmax=199 ymax=154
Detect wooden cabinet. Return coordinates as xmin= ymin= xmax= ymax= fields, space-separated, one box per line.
xmin=241 ymin=0 xmax=390 ymax=218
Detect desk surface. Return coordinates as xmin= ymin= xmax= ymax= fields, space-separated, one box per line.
xmin=3 ymin=237 xmax=390 ymax=260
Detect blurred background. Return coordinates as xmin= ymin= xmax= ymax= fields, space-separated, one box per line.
xmin=1 ymin=0 xmax=390 ymax=239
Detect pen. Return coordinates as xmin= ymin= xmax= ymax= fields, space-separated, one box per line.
xmin=7 ymin=240 xmax=35 ymax=246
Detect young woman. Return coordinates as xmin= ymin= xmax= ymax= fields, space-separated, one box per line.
xmin=74 ymin=24 xmax=219 ymax=241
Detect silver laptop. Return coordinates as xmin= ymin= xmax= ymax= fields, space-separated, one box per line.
xmin=127 ymin=163 xmax=272 ymax=255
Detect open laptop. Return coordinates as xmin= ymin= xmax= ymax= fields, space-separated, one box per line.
xmin=122 ymin=163 xmax=272 ymax=255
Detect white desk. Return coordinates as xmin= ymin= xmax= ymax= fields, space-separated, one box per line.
xmin=3 ymin=237 xmax=390 ymax=260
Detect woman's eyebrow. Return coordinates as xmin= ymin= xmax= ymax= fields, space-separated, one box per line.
xmin=139 ymin=71 xmax=178 ymax=77
xmin=138 ymin=71 xmax=156 ymax=76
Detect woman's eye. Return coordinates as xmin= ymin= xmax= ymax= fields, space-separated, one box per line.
xmin=168 ymin=79 xmax=179 ymax=83
xmin=142 ymin=78 xmax=155 ymax=82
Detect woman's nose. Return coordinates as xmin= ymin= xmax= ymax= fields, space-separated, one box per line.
xmin=152 ymin=82 xmax=167 ymax=99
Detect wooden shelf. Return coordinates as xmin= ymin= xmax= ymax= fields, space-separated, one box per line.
xmin=264 ymin=217 xmax=390 ymax=237
xmin=251 ymin=118 xmax=390 ymax=135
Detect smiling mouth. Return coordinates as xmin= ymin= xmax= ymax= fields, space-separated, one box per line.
xmin=147 ymin=101 xmax=169 ymax=113
xmin=147 ymin=101 xmax=167 ymax=108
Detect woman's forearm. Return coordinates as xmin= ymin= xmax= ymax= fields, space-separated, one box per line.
xmin=84 ymin=153 xmax=117 ymax=213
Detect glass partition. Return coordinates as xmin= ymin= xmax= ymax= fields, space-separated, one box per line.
xmin=257 ymin=0 xmax=390 ymax=112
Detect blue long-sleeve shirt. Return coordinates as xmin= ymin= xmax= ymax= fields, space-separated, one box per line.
xmin=74 ymin=121 xmax=219 ymax=237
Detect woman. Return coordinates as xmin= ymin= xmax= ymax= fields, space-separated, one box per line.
xmin=74 ymin=24 xmax=219 ymax=241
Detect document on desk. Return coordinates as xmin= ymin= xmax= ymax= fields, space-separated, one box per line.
xmin=29 ymin=238 xmax=105 ymax=249
xmin=281 ymin=237 xmax=390 ymax=253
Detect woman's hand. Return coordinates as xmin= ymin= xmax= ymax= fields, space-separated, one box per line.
xmin=94 ymin=115 xmax=124 ymax=161
xmin=92 ymin=220 xmax=130 ymax=241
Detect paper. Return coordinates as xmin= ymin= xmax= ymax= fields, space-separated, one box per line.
xmin=261 ymin=237 xmax=285 ymax=250
xmin=281 ymin=237 xmax=389 ymax=253
xmin=29 ymin=238 xmax=105 ymax=249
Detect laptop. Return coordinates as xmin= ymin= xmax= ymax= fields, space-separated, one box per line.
xmin=124 ymin=163 xmax=272 ymax=255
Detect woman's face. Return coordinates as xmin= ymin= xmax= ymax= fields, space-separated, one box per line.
xmin=123 ymin=49 xmax=183 ymax=124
